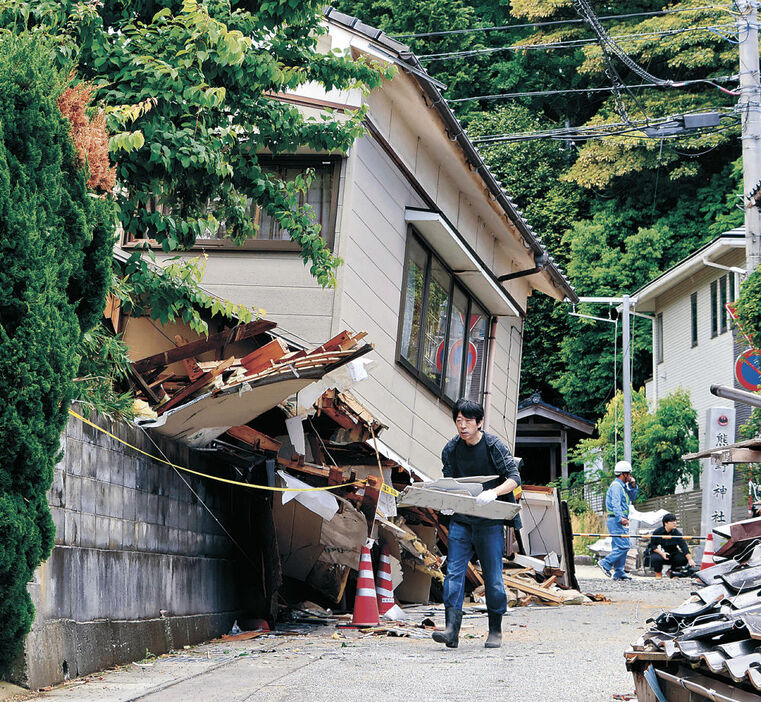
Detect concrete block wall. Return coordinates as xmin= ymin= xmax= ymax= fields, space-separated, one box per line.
xmin=11 ymin=407 xmax=271 ymax=689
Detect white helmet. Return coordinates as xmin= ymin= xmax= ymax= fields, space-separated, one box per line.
xmin=614 ymin=460 xmax=633 ymax=475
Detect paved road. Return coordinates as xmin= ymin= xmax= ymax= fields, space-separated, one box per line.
xmin=18 ymin=571 xmax=693 ymax=702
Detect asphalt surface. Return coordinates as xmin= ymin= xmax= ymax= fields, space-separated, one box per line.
xmin=11 ymin=568 xmax=695 ymax=702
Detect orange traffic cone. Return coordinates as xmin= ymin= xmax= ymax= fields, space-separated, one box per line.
xmin=700 ymin=533 xmax=715 ymax=570
xmin=376 ymin=544 xmax=395 ymax=616
xmin=352 ymin=544 xmax=380 ymax=626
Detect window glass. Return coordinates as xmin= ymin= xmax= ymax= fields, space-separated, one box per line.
xmin=443 ymin=286 xmax=468 ymax=400
xmin=720 ymin=275 xmax=728 ymax=333
xmin=421 ymin=259 xmax=451 ymax=385
xmin=710 ymin=280 xmax=718 ymax=338
xmin=690 ymin=292 xmax=698 ymax=348
xmin=400 ymin=238 xmax=428 ymax=367
xmin=730 ymin=273 xmax=736 ymax=302
xmin=463 ymin=303 xmax=488 ymax=402
xmin=397 ymin=231 xmax=492 ymax=405
xmin=194 ymin=160 xmax=336 ymax=245
xmin=256 ymin=164 xmax=334 ymax=241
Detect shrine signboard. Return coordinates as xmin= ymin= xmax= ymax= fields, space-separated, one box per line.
xmin=700 ymin=407 xmax=736 ymax=541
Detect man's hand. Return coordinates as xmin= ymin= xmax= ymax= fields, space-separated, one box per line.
xmin=660 ymin=551 xmax=670 ymax=561
xmin=476 ymin=489 xmax=498 ymax=506
xmin=621 ymin=517 xmax=629 ymax=527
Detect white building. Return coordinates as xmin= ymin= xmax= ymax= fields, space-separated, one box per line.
xmin=633 ymin=228 xmax=746 ymax=447
xmin=120 ymin=10 xmax=576 ymax=478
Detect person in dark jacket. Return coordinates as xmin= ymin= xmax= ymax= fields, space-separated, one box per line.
xmin=432 ymin=399 xmax=521 ymax=650
xmin=650 ymin=513 xmax=696 ymax=578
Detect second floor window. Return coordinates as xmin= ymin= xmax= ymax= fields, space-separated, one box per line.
xmin=398 ymin=231 xmax=489 ymax=404
xmin=126 ymin=156 xmax=341 ymax=250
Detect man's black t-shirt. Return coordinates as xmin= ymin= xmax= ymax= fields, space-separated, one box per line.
xmin=453 ymin=435 xmax=490 ymax=479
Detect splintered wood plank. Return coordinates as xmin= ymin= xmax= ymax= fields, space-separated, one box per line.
xmin=132 ymin=319 xmax=276 ymax=375
xmin=540 ymin=575 xmax=558 ymax=589
xmin=129 ymin=366 xmax=161 ymax=404
xmin=226 ymin=425 xmax=282 ymax=453
xmin=240 ymin=338 xmax=290 ymax=375
xmin=502 ymin=575 xmax=563 ymax=603
xmin=277 ymin=456 xmax=330 ymax=479
xmin=175 ymin=335 xmax=204 ymax=381
xmin=156 ymin=356 xmax=234 ymax=415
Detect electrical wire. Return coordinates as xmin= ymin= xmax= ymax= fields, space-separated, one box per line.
xmin=392 ymin=5 xmax=737 ymax=39
xmin=471 ymin=113 xmax=740 ymax=144
xmin=419 ymin=23 xmax=737 ymax=61
xmin=446 ymin=76 xmax=740 ymax=103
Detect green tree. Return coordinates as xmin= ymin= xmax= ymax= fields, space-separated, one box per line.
xmin=573 ymin=389 xmax=699 ymax=499
xmin=2 ymin=0 xmax=391 ymax=290
xmin=0 ymin=34 xmax=112 ymax=673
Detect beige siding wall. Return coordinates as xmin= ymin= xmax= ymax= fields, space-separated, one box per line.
xmin=336 ymin=133 xmax=524 ymax=478
xmin=652 ymin=249 xmax=743 ymax=446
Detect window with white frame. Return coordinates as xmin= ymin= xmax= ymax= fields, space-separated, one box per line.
xmin=398 ymin=231 xmax=490 ymax=403
xmin=690 ymin=292 xmax=698 ymax=347
xmin=656 ymin=312 xmax=664 ymax=364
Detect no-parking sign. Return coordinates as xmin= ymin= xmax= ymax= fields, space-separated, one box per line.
xmin=735 ymin=349 xmax=761 ymax=391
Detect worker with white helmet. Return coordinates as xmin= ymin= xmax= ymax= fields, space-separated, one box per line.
xmin=597 ymin=460 xmax=638 ymax=580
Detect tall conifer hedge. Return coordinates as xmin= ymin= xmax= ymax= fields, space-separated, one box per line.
xmin=0 ymin=34 xmax=112 ymax=672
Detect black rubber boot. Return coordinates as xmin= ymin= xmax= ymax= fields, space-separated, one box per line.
xmin=484 ymin=610 xmax=502 ymax=648
xmin=432 ymin=607 xmax=462 ymax=648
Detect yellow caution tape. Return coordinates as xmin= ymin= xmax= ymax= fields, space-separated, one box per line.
xmin=68 ymin=409 xmax=362 ymax=493
xmin=381 ymin=483 xmax=399 ymax=497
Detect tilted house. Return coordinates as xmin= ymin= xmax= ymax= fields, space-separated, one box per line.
xmin=121 ymin=10 xmax=576 ymax=477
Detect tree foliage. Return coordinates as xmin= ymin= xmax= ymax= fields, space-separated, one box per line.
xmin=0 ymin=34 xmax=112 ymax=673
xmin=1 ymin=0 xmax=392 ymax=289
xmin=735 ymin=268 xmax=761 ymax=348
xmin=572 ymin=389 xmax=700 ymax=499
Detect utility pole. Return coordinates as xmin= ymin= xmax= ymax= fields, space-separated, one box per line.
xmin=621 ymin=295 xmax=632 ymax=464
xmin=739 ymin=0 xmax=761 ymax=272
xmin=576 ymin=296 xmax=636 ymax=464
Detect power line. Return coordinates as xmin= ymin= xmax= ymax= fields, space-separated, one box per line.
xmin=391 ymin=4 xmax=735 ymax=39
xmin=419 ymin=23 xmax=737 ymax=61
xmin=470 ymin=114 xmax=739 ymax=143
xmin=446 ymin=75 xmax=740 ymax=103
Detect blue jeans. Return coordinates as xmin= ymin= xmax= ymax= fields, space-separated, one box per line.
xmin=444 ymin=520 xmax=507 ymax=613
xmin=600 ymin=516 xmax=630 ymax=578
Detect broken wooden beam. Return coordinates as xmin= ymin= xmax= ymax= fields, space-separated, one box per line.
xmin=502 ymin=575 xmax=563 ymax=604
xmin=131 ymin=319 xmax=276 ymax=375
xmin=226 ymin=425 xmax=282 ymax=453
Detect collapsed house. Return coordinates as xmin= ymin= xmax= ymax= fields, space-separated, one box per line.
xmin=627 ymin=517 xmax=761 ymax=701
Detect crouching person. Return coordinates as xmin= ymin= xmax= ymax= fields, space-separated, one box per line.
xmin=433 ymin=399 xmax=521 ymax=649
xmin=650 ymin=512 xmax=696 ymax=578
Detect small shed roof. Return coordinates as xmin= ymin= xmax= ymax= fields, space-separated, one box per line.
xmin=517 ymin=393 xmax=595 ymax=435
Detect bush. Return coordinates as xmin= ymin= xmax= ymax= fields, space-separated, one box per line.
xmin=0 ymin=34 xmax=111 ymax=673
